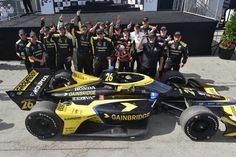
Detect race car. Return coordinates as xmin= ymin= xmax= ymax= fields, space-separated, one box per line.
xmin=6 ymin=68 xmax=236 ymax=141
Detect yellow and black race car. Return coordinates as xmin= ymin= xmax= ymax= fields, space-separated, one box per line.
xmin=6 ymin=68 xmax=236 ymax=141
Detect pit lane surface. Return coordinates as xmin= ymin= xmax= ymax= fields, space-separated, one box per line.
xmin=0 ymin=56 xmax=236 ymax=157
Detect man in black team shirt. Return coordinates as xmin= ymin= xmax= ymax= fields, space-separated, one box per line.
xmin=16 ymin=29 xmax=32 ymax=73
xmin=26 ymin=32 xmax=46 ymax=69
xmin=42 ymin=26 xmax=57 ymax=71
xmin=73 ymin=24 xmax=93 ymax=74
xmin=90 ymin=29 xmax=113 ymax=76
xmin=164 ymin=32 xmax=188 ymax=71
xmin=110 ymin=24 xmax=123 ymax=68
xmin=138 ymin=32 xmax=164 ymax=78
xmin=48 ymin=26 xmax=73 ymax=71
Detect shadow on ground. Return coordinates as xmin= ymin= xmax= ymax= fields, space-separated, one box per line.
xmin=0 ymin=119 xmax=14 ymax=131
xmin=0 ymin=93 xmax=10 ymax=101
xmin=0 ymin=63 xmax=25 ymax=70
xmin=43 ymin=111 xmax=236 ymax=143
xmin=183 ymin=73 xmax=229 ymax=91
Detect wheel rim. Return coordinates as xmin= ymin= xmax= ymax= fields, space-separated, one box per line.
xmin=26 ymin=113 xmax=58 ymax=138
xmin=191 ymin=119 xmax=210 ymax=132
xmin=186 ymin=115 xmax=218 ymax=140
xmin=34 ymin=117 xmax=54 ymax=135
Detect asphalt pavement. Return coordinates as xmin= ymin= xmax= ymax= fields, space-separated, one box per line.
xmin=0 ymin=55 xmax=236 ymax=157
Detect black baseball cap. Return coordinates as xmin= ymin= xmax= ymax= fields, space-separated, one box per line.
xmin=30 ymin=31 xmax=37 ymax=37
xmin=174 ymin=32 xmax=181 ymax=36
xmin=143 ymin=17 xmax=149 ymax=22
xmin=160 ymin=26 xmax=167 ymax=31
xmin=134 ymin=24 xmax=140 ymax=28
xmin=114 ymin=24 xmax=121 ymax=30
xmin=96 ymin=29 xmax=103 ymax=34
xmin=123 ymin=28 xmax=129 ymax=32
xmin=19 ymin=29 xmax=26 ymax=35
xmin=148 ymin=32 xmax=156 ymax=38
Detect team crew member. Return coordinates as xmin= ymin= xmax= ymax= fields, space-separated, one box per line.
xmin=156 ymin=26 xmax=171 ymax=76
xmin=16 ymin=29 xmax=32 ymax=73
xmin=73 ymin=24 xmax=93 ymax=74
xmin=140 ymin=17 xmax=156 ymax=34
xmin=138 ymin=32 xmax=164 ymax=78
xmin=164 ymin=32 xmax=188 ymax=71
xmin=90 ymin=29 xmax=113 ymax=76
xmin=130 ymin=24 xmax=147 ymax=73
xmin=42 ymin=26 xmax=57 ymax=71
xmin=110 ymin=24 xmax=123 ymax=68
xmin=26 ymin=32 xmax=46 ymax=68
xmin=116 ymin=28 xmax=134 ymax=72
xmin=49 ymin=26 xmax=73 ymax=71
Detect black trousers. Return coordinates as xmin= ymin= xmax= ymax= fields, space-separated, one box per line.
xmin=142 ymin=67 xmax=157 ymax=79
xmin=93 ymin=57 xmax=108 ymax=77
xmin=164 ymin=58 xmax=180 ymax=71
xmin=130 ymin=52 xmax=142 ymax=73
xmin=23 ymin=0 xmax=33 ymax=13
xmin=46 ymin=55 xmax=56 ymax=71
xmin=77 ymin=53 xmax=92 ymax=74
xmin=56 ymin=57 xmax=71 ymax=71
xmin=118 ymin=61 xmax=131 ymax=72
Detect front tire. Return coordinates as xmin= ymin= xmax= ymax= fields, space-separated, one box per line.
xmin=25 ymin=101 xmax=62 ymax=139
xmin=180 ymin=106 xmax=219 ymax=141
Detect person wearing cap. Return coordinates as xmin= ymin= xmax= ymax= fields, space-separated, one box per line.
xmin=138 ymin=32 xmax=164 ymax=78
xmin=156 ymin=26 xmax=172 ymax=76
xmin=48 ymin=26 xmax=73 ymax=71
xmin=72 ymin=24 xmax=93 ymax=74
xmin=16 ymin=29 xmax=32 ymax=73
xmin=109 ymin=24 xmax=123 ymax=68
xmin=116 ymin=28 xmax=134 ymax=72
xmin=41 ymin=26 xmax=57 ymax=71
xmin=164 ymin=32 xmax=189 ymax=71
xmin=141 ymin=17 xmax=156 ymax=34
xmin=26 ymin=32 xmax=46 ymax=69
xmin=130 ymin=24 xmax=147 ymax=73
xmin=90 ymin=29 xmax=113 ymax=76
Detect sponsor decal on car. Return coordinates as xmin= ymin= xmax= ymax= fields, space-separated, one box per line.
xmin=107 ymin=112 xmax=150 ymax=121
xmin=15 ymin=70 xmax=39 ymax=94
xmin=33 ymin=75 xmax=50 ymax=95
xmin=72 ymin=96 xmax=95 ymax=101
xmin=64 ymin=90 xmax=96 ymax=97
xmin=74 ymin=86 xmax=96 ymax=91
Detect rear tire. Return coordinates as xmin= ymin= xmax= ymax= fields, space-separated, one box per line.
xmin=180 ymin=106 xmax=218 ymax=141
xmin=25 ymin=101 xmax=62 ymax=139
xmin=160 ymin=71 xmax=186 ymax=85
xmin=48 ymin=70 xmax=75 ymax=90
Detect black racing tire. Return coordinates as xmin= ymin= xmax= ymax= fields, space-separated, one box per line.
xmin=48 ymin=70 xmax=75 ymax=90
xmin=160 ymin=70 xmax=186 ymax=85
xmin=25 ymin=101 xmax=62 ymax=139
xmin=180 ymin=106 xmax=219 ymax=141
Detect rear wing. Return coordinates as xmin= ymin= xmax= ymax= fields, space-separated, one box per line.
xmin=6 ymin=69 xmax=53 ymax=110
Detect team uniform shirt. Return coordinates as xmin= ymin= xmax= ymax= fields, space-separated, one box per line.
xmin=90 ymin=37 xmax=113 ymax=59
xmin=49 ymin=33 xmax=73 ymax=58
xmin=16 ymin=39 xmax=29 ymax=60
xmin=73 ymin=31 xmax=92 ymax=54
xmin=140 ymin=25 xmax=156 ymax=34
xmin=141 ymin=42 xmax=164 ymax=69
xmin=167 ymin=40 xmax=188 ymax=64
xmin=26 ymin=41 xmax=45 ymax=61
